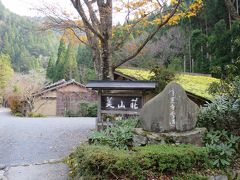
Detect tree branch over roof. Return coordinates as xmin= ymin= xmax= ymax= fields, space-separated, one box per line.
xmin=113 ymin=0 xmax=182 ymax=69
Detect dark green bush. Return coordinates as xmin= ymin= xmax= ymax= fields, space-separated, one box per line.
xmin=65 ymin=101 xmax=97 ymax=117
xmin=150 ymin=66 xmax=175 ymax=92
xmin=204 ymin=130 xmax=240 ymax=168
xmin=66 ymin=144 xmax=210 ymax=179
xmin=133 ymin=145 xmax=210 ymax=172
xmin=200 ymin=78 xmax=240 ymax=134
xmin=89 ymin=119 xmax=138 ymax=149
xmin=198 ymin=95 xmax=240 ymax=134
xmin=79 ymin=101 xmax=97 ymax=117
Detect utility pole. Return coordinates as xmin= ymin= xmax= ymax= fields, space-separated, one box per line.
xmin=237 ymin=0 xmax=239 ymax=15
xmin=184 ymin=55 xmax=186 ymax=73
xmin=192 ymin=59 xmax=194 ymax=73
xmin=188 ymin=18 xmax=192 ymax=73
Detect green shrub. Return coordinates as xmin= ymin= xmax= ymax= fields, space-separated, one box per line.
xmin=78 ymin=101 xmax=97 ymax=117
xmin=28 ymin=112 xmax=45 ymax=117
xmin=65 ymin=110 xmax=78 ymax=117
xmin=150 ymin=66 xmax=175 ymax=92
xmin=14 ymin=112 xmax=23 ymax=117
xmin=66 ymin=144 xmax=210 ymax=179
xmin=204 ymin=130 xmax=240 ymax=168
xmin=89 ymin=119 xmax=138 ymax=149
xmin=198 ymin=95 xmax=240 ymax=134
xmin=65 ymin=101 xmax=97 ymax=117
xmin=133 ymin=145 xmax=210 ymax=172
xmin=200 ymin=78 xmax=240 ymax=134
xmin=86 ymin=102 xmax=97 ymax=117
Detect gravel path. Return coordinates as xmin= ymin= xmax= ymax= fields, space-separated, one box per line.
xmin=0 ymin=108 xmax=96 ymax=179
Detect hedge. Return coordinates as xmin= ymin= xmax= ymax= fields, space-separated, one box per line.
xmin=66 ymin=144 xmax=210 ymax=179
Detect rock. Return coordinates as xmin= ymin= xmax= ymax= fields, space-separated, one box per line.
xmin=132 ymin=135 xmax=148 ymax=146
xmin=0 ymin=175 xmax=7 ymax=180
xmin=138 ymin=82 xmax=199 ymax=133
xmin=208 ymin=176 xmax=215 ymax=180
xmin=48 ymin=158 xmax=62 ymax=164
xmin=161 ymin=128 xmax=206 ymax=146
xmin=133 ymin=128 xmax=146 ymax=135
xmin=132 ymin=128 xmax=206 ymax=146
xmin=0 ymin=165 xmax=5 ymax=170
xmin=214 ymin=175 xmax=228 ymax=180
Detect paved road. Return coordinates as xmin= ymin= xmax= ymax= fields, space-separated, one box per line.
xmin=0 ymin=108 xmax=96 ymax=179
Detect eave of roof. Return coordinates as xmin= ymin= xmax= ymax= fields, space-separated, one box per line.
xmin=34 ymin=79 xmax=86 ymax=97
xmin=86 ymin=80 xmax=157 ymax=90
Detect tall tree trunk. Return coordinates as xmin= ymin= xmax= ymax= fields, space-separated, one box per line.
xmin=101 ymin=41 xmax=113 ymax=80
xmin=225 ymin=0 xmax=240 ymax=21
xmin=92 ymin=48 xmax=102 ymax=79
xmin=98 ymin=0 xmax=113 ymax=80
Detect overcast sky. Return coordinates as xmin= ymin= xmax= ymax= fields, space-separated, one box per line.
xmin=1 ymin=0 xmax=126 ymax=24
xmin=1 ymin=0 xmax=74 ymax=17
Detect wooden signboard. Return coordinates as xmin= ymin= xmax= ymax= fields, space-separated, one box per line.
xmin=101 ymin=96 xmax=142 ymax=111
xmin=86 ymin=80 xmax=156 ymax=130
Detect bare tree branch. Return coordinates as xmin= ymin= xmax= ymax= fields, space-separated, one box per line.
xmin=113 ymin=0 xmax=182 ymax=69
xmin=70 ymin=0 xmax=104 ymax=41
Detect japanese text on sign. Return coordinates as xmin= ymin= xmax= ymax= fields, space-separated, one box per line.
xmin=101 ymin=96 xmax=142 ymax=111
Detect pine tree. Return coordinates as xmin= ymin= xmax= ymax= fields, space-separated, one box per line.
xmin=63 ymin=43 xmax=79 ymax=81
xmin=0 ymin=53 xmax=14 ymax=95
xmin=209 ymin=20 xmax=231 ymax=68
xmin=2 ymin=32 xmax=10 ymax=55
xmin=231 ymin=21 xmax=240 ymax=61
xmin=77 ymin=45 xmax=93 ymax=68
xmin=53 ymin=38 xmax=67 ymax=82
xmin=46 ymin=56 xmax=55 ymax=80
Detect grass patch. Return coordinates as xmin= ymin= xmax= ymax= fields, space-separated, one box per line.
xmin=116 ymin=68 xmax=219 ymax=100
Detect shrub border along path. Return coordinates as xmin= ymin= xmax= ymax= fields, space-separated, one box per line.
xmin=67 ymin=144 xmax=210 ymax=179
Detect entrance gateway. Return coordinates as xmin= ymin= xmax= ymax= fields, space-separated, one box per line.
xmin=86 ymin=80 xmax=156 ymax=130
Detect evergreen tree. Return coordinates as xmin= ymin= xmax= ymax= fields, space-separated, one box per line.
xmin=63 ymin=43 xmax=79 ymax=81
xmin=191 ymin=29 xmax=208 ymax=73
xmin=53 ymin=38 xmax=67 ymax=82
xmin=77 ymin=45 xmax=93 ymax=68
xmin=231 ymin=21 xmax=240 ymax=61
xmin=209 ymin=20 xmax=231 ymax=69
xmin=2 ymin=32 xmax=10 ymax=55
xmin=46 ymin=56 xmax=55 ymax=80
xmin=0 ymin=53 xmax=14 ymax=95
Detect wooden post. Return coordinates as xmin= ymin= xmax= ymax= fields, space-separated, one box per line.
xmin=97 ymin=90 xmax=102 ymax=131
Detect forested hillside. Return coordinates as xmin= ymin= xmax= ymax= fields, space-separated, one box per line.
xmin=184 ymin=0 xmax=240 ymax=74
xmin=46 ymin=0 xmax=240 ymax=83
xmin=0 ymin=1 xmax=59 ymax=73
xmin=1 ymin=0 xmax=239 ymax=83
